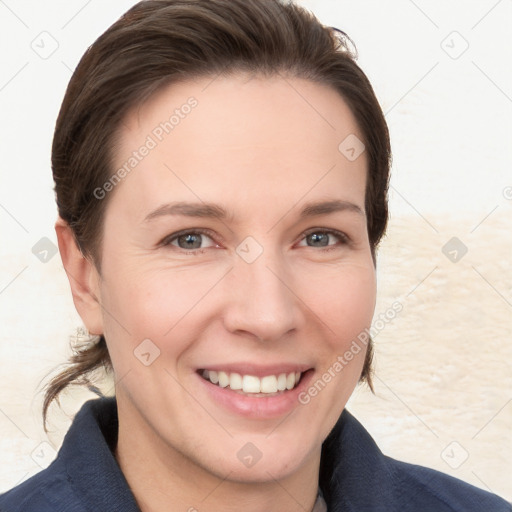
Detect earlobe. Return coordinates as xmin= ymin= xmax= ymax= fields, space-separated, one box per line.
xmin=55 ymin=217 xmax=104 ymax=336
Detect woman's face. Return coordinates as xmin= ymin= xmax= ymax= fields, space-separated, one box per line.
xmin=92 ymin=73 xmax=376 ymax=482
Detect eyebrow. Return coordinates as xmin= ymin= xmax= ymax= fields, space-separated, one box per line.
xmin=143 ymin=199 xmax=364 ymax=223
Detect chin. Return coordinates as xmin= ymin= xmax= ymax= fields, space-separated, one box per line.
xmin=212 ymin=450 xmax=313 ymax=484
xmin=205 ymin=430 xmax=320 ymax=484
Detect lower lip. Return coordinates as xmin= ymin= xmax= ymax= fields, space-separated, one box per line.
xmin=197 ymin=370 xmax=314 ymax=419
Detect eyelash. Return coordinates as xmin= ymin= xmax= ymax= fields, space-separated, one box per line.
xmin=159 ymin=228 xmax=351 ymax=255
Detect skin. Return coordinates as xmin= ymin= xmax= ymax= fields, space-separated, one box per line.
xmin=56 ymin=73 xmax=376 ymax=512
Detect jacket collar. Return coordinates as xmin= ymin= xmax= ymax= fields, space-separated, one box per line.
xmin=320 ymin=404 xmax=391 ymax=511
xmin=60 ymin=397 xmax=140 ymax=511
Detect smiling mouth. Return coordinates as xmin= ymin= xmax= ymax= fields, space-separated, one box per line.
xmin=199 ymin=369 xmax=304 ymax=396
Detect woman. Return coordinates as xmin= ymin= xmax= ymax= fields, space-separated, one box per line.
xmin=0 ymin=0 xmax=509 ymax=510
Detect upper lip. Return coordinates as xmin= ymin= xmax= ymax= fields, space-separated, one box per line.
xmin=197 ymin=363 xmax=313 ymax=377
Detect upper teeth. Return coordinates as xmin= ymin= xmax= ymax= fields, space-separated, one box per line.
xmin=202 ymin=370 xmax=301 ymax=393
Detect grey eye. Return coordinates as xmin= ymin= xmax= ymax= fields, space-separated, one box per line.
xmin=176 ymin=233 xmax=203 ymax=249
xmin=306 ymin=232 xmax=330 ymax=247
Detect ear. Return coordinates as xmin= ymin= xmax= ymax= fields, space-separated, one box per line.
xmin=55 ymin=217 xmax=104 ymax=336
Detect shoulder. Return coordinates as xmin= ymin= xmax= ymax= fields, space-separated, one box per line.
xmin=384 ymin=455 xmax=512 ymax=512
xmin=321 ymin=409 xmax=511 ymax=511
xmin=0 ymin=459 xmax=84 ymax=512
xmin=0 ymin=397 xmax=124 ymax=512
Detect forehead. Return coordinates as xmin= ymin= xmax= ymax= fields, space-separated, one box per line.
xmin=109 ymin=73 xmax=367 ymax=222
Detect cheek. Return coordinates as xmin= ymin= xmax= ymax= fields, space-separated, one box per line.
xmin=99 ymin=265 xmax=220 ymax=362
xmin=304 ymin=263 xmax=376 ymax=347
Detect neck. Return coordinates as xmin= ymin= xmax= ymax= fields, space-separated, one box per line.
xmin=114 ymin=401 xmax=321 ymax=512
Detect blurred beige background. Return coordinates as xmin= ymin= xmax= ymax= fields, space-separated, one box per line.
xmin=1 ymin=0 xmax=511 ymax=502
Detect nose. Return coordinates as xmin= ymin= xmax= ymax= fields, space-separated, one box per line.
xmin=221 ymin=247 xmax=303 ymax=343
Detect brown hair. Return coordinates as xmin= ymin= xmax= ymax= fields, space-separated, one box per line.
xmin=44 ymin=0 xmax=391 ymax=426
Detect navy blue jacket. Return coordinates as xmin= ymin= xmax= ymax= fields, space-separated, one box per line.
xmin=0 ymin=397 xmax=510 ymax=511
